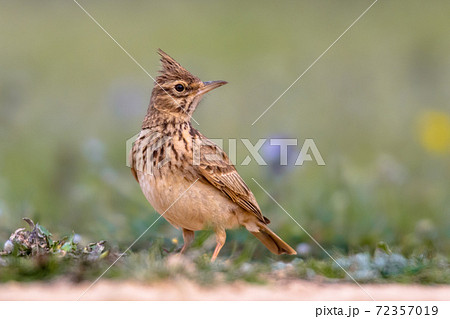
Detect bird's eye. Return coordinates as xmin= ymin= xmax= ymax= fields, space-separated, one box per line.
xmin=174 ymin=84 xmax=185 ymax=92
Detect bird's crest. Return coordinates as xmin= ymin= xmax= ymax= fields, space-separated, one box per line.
xmin=156 ymin=49 xmax=199 ymax=84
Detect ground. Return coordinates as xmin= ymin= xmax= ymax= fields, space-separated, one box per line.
xmin=1 ymin=280 xmax=449 ymax=301
xmin=1 ymin=221 xmax=448 ymax=301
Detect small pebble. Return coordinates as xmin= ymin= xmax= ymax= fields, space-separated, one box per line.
xmin=73 ymin=234 xmax=82 ymax=244
xmin=3 ymin=240 xmax=13 ymax=254
xmin=296 ymin=243 xmax=312 ymax=256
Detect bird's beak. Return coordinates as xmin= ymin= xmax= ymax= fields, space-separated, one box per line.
xmin=197 ymin=80 xmax=228 ymax=96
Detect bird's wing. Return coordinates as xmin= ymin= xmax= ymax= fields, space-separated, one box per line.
xmin=195 ymin=137 xmax=269 ymax=224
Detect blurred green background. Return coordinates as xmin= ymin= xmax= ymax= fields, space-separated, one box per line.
xmin=0 ymin=0 xmax=449 ymax=261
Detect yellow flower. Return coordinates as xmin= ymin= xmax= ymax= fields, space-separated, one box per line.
xmin=171 ymin=238 xmax=178 ymax=245
xmin=419 ymin=111 xmax=450 ymax=154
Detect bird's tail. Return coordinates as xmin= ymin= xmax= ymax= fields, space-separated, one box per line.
xmin=250 ymin=223 xmax=296 ymax=255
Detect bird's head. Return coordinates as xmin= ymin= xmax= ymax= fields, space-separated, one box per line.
xmin=149 ymin=49 xmax=227 ymax=119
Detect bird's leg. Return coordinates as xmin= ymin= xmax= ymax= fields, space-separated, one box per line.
xmin=180 ymin=228 xmax=195 ymax=254
xmin=211 ymin=228 xmax=226 ymax=262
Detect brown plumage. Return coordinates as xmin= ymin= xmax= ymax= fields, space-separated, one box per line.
xmin=130 ymin=49 xmax=296 ymax=261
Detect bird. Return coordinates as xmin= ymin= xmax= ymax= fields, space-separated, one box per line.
xmin=130 ymin=49 xmax=296 ymax=261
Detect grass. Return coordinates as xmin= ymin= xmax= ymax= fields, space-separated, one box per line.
xmin=1 ymin=219 xmax=448 ymax=285
xmin=1 ymin=244 xmax=448 ymax=285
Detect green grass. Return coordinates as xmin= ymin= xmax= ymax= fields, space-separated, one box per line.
xmin=1 ymin=219 xmax=448 ymax=285
xmin=1 ymin=243 xmax=448 ymax=285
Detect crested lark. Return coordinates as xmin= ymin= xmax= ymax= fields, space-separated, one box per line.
xmin=130 ymin=49 xmax=296 ymax=261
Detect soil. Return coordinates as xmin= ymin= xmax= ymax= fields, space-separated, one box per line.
xmin=0 ymin=280 xmax=448 ymax=301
